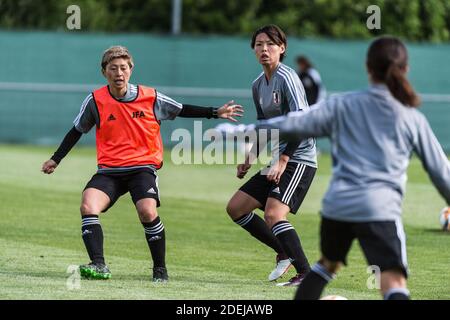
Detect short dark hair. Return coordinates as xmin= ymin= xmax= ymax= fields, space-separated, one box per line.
xmin=251 ymin=24 xmax=287 ymax=62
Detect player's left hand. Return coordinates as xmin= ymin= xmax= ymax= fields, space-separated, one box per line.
xmin=266 ymin=155 xmax=289 ymax=184
xmin=217 ymin=100 xmax=244 ymax=122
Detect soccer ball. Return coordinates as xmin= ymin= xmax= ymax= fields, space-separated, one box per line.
xmin=320 ymin=295 xmax=348 ymax=300
xmin=440 ymin=207 xmax=450 ymax=231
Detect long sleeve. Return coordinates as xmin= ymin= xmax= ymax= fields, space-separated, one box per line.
xmin=51 ymin=126 xmax=83 ymax=164
xmin=154 ymin=91 xmax=217 ymax=120
xmin=73 ymin=94 xmax=97 ymax=133
xmin=413 ymin=113 xmax=450 ymax=204
xmin=178 ymin=104 xmax=216 ymax=118
xmin=257 ymin=98 xmax=335 ymax=142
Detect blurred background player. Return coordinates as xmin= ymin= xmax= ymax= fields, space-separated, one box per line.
xmin=225 ymin=25 xmax=317 ymax=286
xmin=254 ymin=36 xmax=450 ymax=299
xmin=41 ymin=46 xmax=243 ymax=282
xmin=295 ymin=55 xmax=326 ymax=106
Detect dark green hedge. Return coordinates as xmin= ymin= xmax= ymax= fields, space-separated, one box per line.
xmin=1 ymin=0 xmax=449 ymax=41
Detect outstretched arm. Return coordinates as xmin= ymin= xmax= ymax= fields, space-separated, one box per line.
xmin=178 ymin=101 xmax=243 ymax=122
xmin=256 ymin=98 xmax=334 ymax=141
xmin=413 ymin=114 xmax=450 ymax=205
xmin=154 ymin=92 xmax=243 ymax=122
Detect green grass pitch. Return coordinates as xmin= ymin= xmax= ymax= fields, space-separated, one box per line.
xmin=0 ymin=144 xmax=449 ymax=299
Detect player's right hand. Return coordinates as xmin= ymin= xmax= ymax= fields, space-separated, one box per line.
xmin=237 ymin=163 xmax=251 ymax=179
xmin=41 ymin=159 xmax=58 ymax=174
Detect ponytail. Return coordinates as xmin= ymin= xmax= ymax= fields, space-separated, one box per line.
xmin=367 ymin=36 xmax=421 ymax=108
xmin=385 ymin=64 xmax=421 ymax=107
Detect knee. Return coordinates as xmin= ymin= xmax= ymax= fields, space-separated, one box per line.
xmin=264 ymin=211 xmax=281 ymax=229
xmin=226 ymin=201 xmax=241 ymax=220
xmin=138 ymin=208 xmax=158 ymax=223
xmin=80 ymin=202 xmax=101 ymax=216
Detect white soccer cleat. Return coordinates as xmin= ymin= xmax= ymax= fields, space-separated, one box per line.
xmin=268 ymin=254 xmax=292 ymax=281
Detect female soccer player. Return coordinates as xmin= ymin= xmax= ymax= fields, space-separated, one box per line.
xmin=254 ymin=36 xmax=450 ymax=299
xmin=225 ymin=25 xmax=317 ymax=286
xmin=41 ymin=46 xmax=243 ymax=282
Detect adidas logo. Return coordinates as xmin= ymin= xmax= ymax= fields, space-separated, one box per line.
xmin=272 ymin=187 xmax=281 ymax=194
xmin=147 ymin=188 xmax=157 ymax=194
xmin=82 ymin=229 xmax=92 ymax=236
xmin=108 ymin=114 xmax=116 ymax=121
xmin=148 ymin=236 xmax=162 ymax=242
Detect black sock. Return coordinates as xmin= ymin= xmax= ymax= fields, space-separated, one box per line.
xmin=295 ymin=263 xmax=334 ymax=300
xmin=81 ymin=215 xmax=105 ymax=265
xmin=384 ymin=288 xmax=410 ymax=300
xmin=234 ymin=213 xmax=284 ymax=254
xmin=272 ymin=221 xmax=310 ymax=273
xmin=143 ymin=216 xmax=166 ymax=268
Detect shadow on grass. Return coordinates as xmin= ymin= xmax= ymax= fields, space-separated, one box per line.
xmin=1 ymin=270 xmax=68 ymax=280
xmin=421 ymin=228 xmax=450 ymax=235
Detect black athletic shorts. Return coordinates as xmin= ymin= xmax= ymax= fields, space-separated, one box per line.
xmin=84 ymin=169 xmax=160 ymax=212
xmin=239 ymin=162 xmax=316 ymax=214
xmin=320 ymin=216 xmax=409 ymax=277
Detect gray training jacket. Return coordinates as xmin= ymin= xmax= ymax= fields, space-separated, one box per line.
xmin=252 ymin=63 xmax=317 ymax=168
xmin=258 ymin=84 xmax=450 ymax=222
